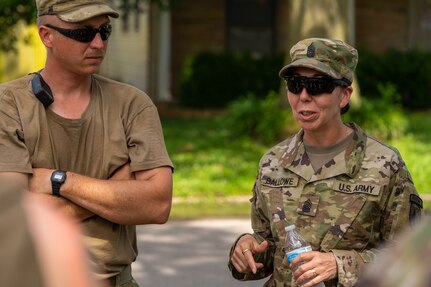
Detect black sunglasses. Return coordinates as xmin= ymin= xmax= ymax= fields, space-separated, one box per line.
xmin=45 ymin=23 xmax=112 ymax=43
xmin=284 ymin=75 xmax=349 ymax=96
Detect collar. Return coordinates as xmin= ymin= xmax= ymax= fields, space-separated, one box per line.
xmin=279 ymin=123 xmax=367 ymax=181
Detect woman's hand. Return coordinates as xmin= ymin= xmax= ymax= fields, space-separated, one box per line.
xmin=231 ymin=234 xmax=268 ymax=274
xmin=291 ymin=251 xmax=337 ymax=287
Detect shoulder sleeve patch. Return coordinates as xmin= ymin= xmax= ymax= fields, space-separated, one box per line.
xmin=409 ymin=194 xmax=423 ymax=223
xmin=410 ymin=194 xmax=423 ymax=208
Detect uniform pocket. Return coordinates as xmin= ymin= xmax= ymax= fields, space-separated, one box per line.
xmin=320 ymin=194 xmax=368 ymax=251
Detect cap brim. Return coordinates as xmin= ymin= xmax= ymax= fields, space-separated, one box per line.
xmin=57 ymin=4 xmax=119 ymax=22
xmin=278 ymin=58 xmax=342 ymax=79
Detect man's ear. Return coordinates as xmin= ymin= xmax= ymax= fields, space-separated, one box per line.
xmin=39 ymin=26 xmax=54 ymax=48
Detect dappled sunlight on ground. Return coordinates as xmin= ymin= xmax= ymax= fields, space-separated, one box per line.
xmin=133 ymin=219 xmax=267 ymax=287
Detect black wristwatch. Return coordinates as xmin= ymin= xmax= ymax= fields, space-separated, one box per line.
xmin=51 ymin=170 xmax=67 ymax=196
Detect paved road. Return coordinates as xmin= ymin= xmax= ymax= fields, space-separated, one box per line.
xmin=132 ymin=219 xmax=268 ymax=287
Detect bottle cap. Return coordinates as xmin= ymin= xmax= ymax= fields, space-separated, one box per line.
xmin=285 ymin=225 xmax=296 ymax=232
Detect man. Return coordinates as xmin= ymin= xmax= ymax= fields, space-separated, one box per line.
xmin=0 ymin=1 xmax=173 ymax=286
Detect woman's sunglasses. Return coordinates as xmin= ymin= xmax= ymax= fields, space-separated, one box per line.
xmin=284 ymin=75 xmax=349 ymax=96
xmin=45 ymin=23 xmax=112 ymax=43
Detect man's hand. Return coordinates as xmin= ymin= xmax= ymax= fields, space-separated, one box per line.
xmin=29 ymin=168 xmax=93 ymax=221
xmin=29 ymin=168 xmax=54 ymax=194
xmin=231 ymin=234 xmax=268 ymax=274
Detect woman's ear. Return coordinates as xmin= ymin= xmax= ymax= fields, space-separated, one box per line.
xmin=339 ymin=86 xmax=353 ymax=110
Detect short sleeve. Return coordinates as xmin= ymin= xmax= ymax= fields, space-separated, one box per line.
xmin=125 ymin=104 xmax=173 ymax=172
xmin=0 ymin=88 xmax=32 ymax=173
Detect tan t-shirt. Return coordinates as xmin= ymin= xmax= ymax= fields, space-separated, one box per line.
xmin=0 ymin=74 xmax=173 ymax=278
xmin=304 ymin=132 xmax=354 ymax=172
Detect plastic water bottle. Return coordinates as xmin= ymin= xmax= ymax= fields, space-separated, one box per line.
xmin=284 ymin=224 xmax=324 ymax=287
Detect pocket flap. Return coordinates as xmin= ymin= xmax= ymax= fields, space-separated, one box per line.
xmin=320 ymin=195 xmax=367 ymax=251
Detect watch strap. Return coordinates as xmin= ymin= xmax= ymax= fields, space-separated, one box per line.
xmin=52 ymin=181 xmax=61 ymax=196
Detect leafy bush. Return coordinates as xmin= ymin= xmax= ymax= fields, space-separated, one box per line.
xmin=177 ymin=51 xmax=284 ymax=108
xmin=178 ymin=48 xmax=431 ymax=110
xmin=343 ymin=83 xmax=408 ymax=140
xmin=223 ymin=91 xmax=291 ymax=144
xmin=356 ymin=48 xmax=431 ymax=110
xmin=223 ymin=83 xmax=407 ymax=143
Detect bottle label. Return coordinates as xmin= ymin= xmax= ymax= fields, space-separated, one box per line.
xmin=286 ymin=246 xmax=312 ymax=263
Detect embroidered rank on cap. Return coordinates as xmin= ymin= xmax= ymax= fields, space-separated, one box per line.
xmin=307 ymin=43 xmax=315 ymax=57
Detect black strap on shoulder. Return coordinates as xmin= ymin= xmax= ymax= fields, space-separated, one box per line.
xmin=30 ymin=72 xmax=54 ymax=108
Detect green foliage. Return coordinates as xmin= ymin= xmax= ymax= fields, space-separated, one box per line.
xmin=343 ymin=83 xmax=408 ymax=140
xmin=170 ymin=200 xmax=251 ymax=220
xmin=0 ymin=0 xmax=179 ymax=51
xmin=0 ymin=0 xmax=36 ymax=51
xmin=356 ymin=48 xmax=431 ymax=110
xmin=223 ymin=91 xmax=290 ymax=144
xmin=161 ymin=117 xmax=268 ymax=199
xmin=177 ymin=51 xmax=284 ymax=108
xmin=388 ymin=111 xmax=431 ymax=195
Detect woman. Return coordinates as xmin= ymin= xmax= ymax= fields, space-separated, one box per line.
xmin=228 ymin=38 xmax=423 ymax=287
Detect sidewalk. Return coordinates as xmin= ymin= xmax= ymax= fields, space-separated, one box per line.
xmin=132 ymin=219 xmax=267 ymax=287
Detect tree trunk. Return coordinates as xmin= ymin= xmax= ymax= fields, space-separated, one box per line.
xmin=279 ymin=0 xmax=360 ymax=108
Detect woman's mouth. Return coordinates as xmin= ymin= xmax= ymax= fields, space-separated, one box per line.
xmin=298 ymin=111 xmax=317 ymax=121
xmin=300 ymin=111 xmax=314 ymax=116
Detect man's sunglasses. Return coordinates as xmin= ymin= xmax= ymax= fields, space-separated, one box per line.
xmin=284 ymin=75 xmax=350 ymax=96
xmin=45 ymin=23 xmax=112 ymax=43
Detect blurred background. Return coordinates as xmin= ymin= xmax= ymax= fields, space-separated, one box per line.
xmin=1 ymin=0 xmax=430 ymax=285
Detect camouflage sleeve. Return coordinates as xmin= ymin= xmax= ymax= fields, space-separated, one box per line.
xmin=227 ymin=175 xmax=276 ymax=281
xmin=381 ymin=158 xmax=423 ymax=241
xmin=331 ymin=157 xmax=423 ymax=287
xmin=331 ymin=249 xmax=375 ymax=287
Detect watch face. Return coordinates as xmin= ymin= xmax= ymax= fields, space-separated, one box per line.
xmin=52 ymin=171 xmax=66 ymax=183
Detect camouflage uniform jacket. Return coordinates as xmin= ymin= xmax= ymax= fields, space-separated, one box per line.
xmin=228 ymin=123 xmax=422 ymax=287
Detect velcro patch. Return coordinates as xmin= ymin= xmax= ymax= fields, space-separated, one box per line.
xmin=410 ymin=194 xmax=423 ymax=208
xmin=261 ymin=176 xmax=299 ymax=187
xmin=296 ymin=194 xmax=320 ymax=217
xmin=409 ymin=194 xmax=423 ymax=222
xmin=333 ymin=180 xmax=380 ymax=196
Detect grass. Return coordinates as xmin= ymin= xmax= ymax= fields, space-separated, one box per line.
xmin=161 ymin=111 xmax=431 ymax=218
xmin=162 ymin=117 xmax=268 ymax=199
xmin=170 ymin=199 xmax=252 ymax=220
xmin=387 ymin=111 xmax=431 ymax=196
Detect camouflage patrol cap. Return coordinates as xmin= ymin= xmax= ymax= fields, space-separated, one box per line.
xmin=36 ymin=0 xmax=119 ymax=22
xmin=279 ymin=38 xmax=358 ymax=83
